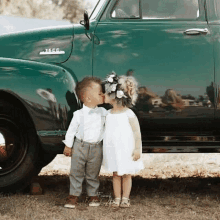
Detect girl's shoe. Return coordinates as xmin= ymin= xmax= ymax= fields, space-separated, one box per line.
xmin=111 ymin=198 xmax=121 ymax=207
xmin=120 ymin=197 xmax=130 ymax=208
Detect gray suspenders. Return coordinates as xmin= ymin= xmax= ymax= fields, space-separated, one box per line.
xmin=79 ymin=109 xmax=105 ymax=145
xmin=79 ymin=110 xmax=84 ymax=143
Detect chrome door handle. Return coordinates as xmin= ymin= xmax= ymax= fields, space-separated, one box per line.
xmin=184 ymin=28 xmax=209 ymax=35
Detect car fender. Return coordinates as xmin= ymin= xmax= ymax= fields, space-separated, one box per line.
xmin=0 ymin=58 xmax=79 ymax=153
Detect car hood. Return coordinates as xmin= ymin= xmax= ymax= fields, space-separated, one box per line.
xmin=0 ymin=16 xmax=74 ymax=64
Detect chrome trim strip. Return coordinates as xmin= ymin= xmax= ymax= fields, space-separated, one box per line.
xmin=37 ymin=130 xmax=66 ymax=137
xmin=39 ymin=51 xmax=65 ymax=55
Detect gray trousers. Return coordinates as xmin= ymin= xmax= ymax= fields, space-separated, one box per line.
xmin=69 ymin=138 xmax=103 ymax=197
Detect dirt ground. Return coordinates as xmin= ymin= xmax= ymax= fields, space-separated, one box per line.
xmin=1 ymin=154 xmax=220 ymax=220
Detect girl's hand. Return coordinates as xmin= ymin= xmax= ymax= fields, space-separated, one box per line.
xmin=63 ymin=146 xmax=72 ymax=157
xmin=132 ymin=149 xmax=140 ymax=161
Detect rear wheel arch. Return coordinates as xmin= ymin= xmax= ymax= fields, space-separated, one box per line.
xmin=0 ymin=91 xmax=36 ymax=129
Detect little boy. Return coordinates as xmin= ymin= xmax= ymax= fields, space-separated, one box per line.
xmin=63 ymin=76 xmax=107 ymax=208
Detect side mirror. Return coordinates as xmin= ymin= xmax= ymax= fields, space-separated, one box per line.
xmin=84 ymin=10 xmax=89 ymax=30
xmin=80 ymin=10 xmax=90 ymax=30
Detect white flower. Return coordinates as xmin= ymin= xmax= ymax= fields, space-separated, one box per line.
xmin=110 ymin=73 xmax=115 ymax=77
xmin=107 ymin=73 xmax=116 ymax=83
xmin=111 ymin=84 xmax=117 ymax=91
xmin=105 ymin=83 xmax=117 ymax=93
xmin=105 ymin=84 xmax=112 ymax=93
xmin=107 ymin=76 xmax=114 ymax=83
xmin=116 ymin=90 xmax=127 ymax=99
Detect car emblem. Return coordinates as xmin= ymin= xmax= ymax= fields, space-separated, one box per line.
xmin=39 ymin=48 xmax=65 ymax=55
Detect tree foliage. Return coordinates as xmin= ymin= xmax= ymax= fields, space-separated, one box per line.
xmin=0 ymin=0 xmax=86 ymax=23
xmin=56 ymin=0 xmax=84 ymax=23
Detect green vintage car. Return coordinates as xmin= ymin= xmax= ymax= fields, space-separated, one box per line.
xmin=0 ymin=0 xmax=220 ymax=191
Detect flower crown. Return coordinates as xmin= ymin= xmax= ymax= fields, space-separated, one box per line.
xmin=104 ymin=72 xmax=127 ymax=99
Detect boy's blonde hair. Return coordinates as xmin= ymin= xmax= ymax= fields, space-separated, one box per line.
xmin=104 ymin=72 xmax=138 ymax=107
xmin=76 ymin=77 xmax=102 ymax=102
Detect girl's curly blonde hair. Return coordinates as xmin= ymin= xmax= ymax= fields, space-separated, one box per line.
xmin=104 ymin=72 xmax=138 ymax=107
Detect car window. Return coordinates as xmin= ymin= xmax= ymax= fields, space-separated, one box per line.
xmin=142 ymin=0 xmax=200 ymax=20
xmin=111 ymin=0 xmax=140 ymax=19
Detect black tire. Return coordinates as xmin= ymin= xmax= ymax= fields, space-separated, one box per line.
xmin=35 ymin=151 xmax=57 ymax=174
xmin=0 ymin=99 xmax=39 ymax=192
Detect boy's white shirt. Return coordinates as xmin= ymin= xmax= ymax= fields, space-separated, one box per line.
xmin=62 ymin=104 xmax=107 ymax=148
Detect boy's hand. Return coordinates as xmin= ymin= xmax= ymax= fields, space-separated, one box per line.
xmin=63 ymin=146 xmax=72 ymax=157
xmin=132 ymin=149 xmax=140 ymax=161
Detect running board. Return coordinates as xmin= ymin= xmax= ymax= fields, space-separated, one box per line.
xmin=142 ymin=145 xmax=220 ymax=153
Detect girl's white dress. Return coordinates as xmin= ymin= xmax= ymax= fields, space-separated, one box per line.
xmin=102 ymin=109 xmax=144 ymax=176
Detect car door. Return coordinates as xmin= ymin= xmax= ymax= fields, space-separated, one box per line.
xmin=93 ymin=0 xmax=215 ymax=143
xmin=208 ymin=0 xmax=220 ymax=140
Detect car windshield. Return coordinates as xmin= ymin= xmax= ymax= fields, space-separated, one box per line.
xmin=89 ymin=0 xmax=109 ymax=20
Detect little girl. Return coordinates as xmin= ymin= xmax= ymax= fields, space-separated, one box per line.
xmin=102 ymin=72 xmax=144 ymax=208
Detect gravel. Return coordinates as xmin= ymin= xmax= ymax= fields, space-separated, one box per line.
xmin=40 ymin=153 xmax=220 ymax=176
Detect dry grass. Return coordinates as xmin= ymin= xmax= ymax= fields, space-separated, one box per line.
xmin=1 ymin=169 xmax=220 ymax=220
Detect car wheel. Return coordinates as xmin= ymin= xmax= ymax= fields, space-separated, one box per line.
xmin=0 ymin=99 xmax=39 ymax=192
xmin=35 ymin=151 xmax=57 ymax=174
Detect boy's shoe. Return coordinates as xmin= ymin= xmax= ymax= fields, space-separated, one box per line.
xmin=89 ymin=196 xmax=100 ymax=207
xmin=64 ymin=195 xmax=78 ymax=209
xmin=111 ymin=198 xmax=121 ymax=207
xmin=120 ymin=197 xmax=130 ymax=208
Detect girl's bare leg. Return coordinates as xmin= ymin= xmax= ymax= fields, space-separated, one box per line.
xmin=122 ymin=174 xmax=132 ymax=198
xmin=113 ymin=172 xmax=121 ymax=198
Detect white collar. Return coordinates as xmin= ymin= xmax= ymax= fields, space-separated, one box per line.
xmin=82 ymin=104 xmax=98 ymax=114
